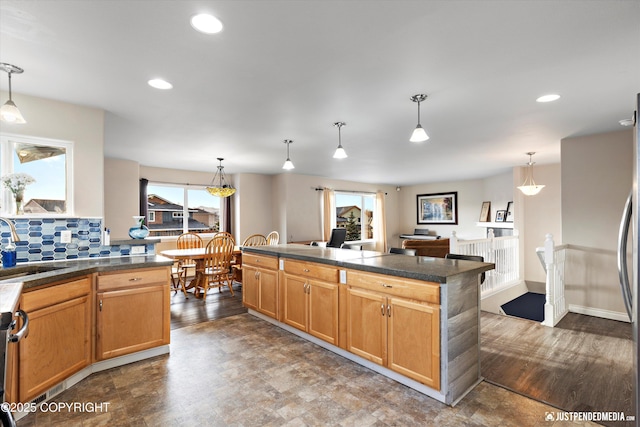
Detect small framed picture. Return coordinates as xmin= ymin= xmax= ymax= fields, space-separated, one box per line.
xmin=479 ymin=201 xmax=491 ymax=222
xmin=495 ymin=210 xmax=506 ymax=222
xmin=505 ymin=201 xmax=514 ymax=222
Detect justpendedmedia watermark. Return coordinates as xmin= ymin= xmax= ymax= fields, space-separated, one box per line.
xmin=545 ymin=411 xmax=635 ymax=422
xmin=1 ymin=401 xmax=111 ymax=414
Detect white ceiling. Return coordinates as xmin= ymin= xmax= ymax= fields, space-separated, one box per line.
xmin=1 ymin=0 xmax=638 ymax=186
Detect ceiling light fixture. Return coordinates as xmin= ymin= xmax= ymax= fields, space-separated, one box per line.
xmin=148 ymin=79 xmax=173 ymax=90
xmin=282 ymin=139 xmax=295 ymax=170
xmin=0 ymin=63 xmax=26 ymax=124
xmin=517 ymin=152 xmax=545 ymax=196
xmin=206 ymin=157 xmax=236 ymax=197
xmin=536 ymin=94 xmax=560 ymax=103
xmin=409 ymin=94 xmax=429 ymax=142
xmin=190 ymin=13 xmax=223 ymax=34
xmin=333 ymin=122 xmax=347 ymax=159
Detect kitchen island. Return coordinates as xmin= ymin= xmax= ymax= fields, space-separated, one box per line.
xmin=242 ymin=244 xmax=494 ymax=406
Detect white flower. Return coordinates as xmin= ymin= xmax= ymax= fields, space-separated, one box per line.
xmin=1 ymin=172 xmax=36 ymax=195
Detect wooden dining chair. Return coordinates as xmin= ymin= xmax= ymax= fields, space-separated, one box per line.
xmin=242 ymin=234 xmax=267 ymax=247
xmin=266 ymin=231 xmax=279 ymax=245
xmin=173 ymin=232 xmax=203 ymax=297
xmin=199 ymin=234 xmax=236 ymax=300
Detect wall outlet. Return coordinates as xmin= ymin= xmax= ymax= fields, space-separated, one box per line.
xmin=60 ymin=230 xmax=72 ymax=243
xmin=131 ymin=245 xmax=146 ymax=255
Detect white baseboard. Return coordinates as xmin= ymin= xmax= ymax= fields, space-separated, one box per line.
xmin=568 ymin=304 xmax=631 ymax=323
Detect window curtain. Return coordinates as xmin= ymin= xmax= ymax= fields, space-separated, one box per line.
xmin=375 ymin=191 xmax=387 ymax=252
xmin=323 ymin=188 xmax=335 ymax=241
xmin=222 ymin=195 xmax=232 ymax=234
xmin=139 ymin=178 xmax=148 ymax=221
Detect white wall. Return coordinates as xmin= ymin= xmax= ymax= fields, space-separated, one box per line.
xmin=104 ymin=158 xmax=139 ymax=238
xmin=235 ymin=173 xmax=274 ymax=241
xmin=398 ymin=174 xmax=512 ymax=246
xmin=277 ymin=173 xmax=399 ymax=250
xmin=520 ymin=163 xmax=562 ymax=283
xmin=559 ymin=129 xmax=633 ymax=319
xmin=562 ymin=129 xmax=632 ymax=250
xmin=0 ymin=91 xmax=104 ymax=217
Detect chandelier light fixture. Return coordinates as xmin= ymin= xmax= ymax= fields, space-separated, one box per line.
xmin=206 ymin=158 xmax=236 ymax=197
xmin=333 ymin=122 xmax=347 ymax=159
xmin=0 ymin=63 xmax=26 ymax=124
xmin=282 ymin=139 xmax=295 ymax=170
xmin=409 ymin=94 xmax=429 ymax=142
xmin=517 ymin=152 xmax=545 ymax=196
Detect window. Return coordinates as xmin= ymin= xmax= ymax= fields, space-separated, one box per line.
xmin=334 ymin=192 xmax=375 ymax=243
xmin=0 ymin=134 xmax=73 ymax=216
xmin=146 ymin=183 xmax=220 ymax=237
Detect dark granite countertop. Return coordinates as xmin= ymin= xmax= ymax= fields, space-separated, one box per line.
xmin=0 ymin=255 xmax=174 ymax=290
xmin=243 ymin=244 xmax=494 ymax=283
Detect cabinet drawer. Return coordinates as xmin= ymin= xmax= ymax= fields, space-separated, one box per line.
xmin=22 ymin=277 xmax=91 ymax=312
xmin=97 ymin=267 xmax=169 ymax=291
xmin=243 ymin=253 xmax=278 ymax=270
xmin=347 ymin=270 xmax=440 ymax=304
xmin=284 ymin=259 xmax=339 ymax=283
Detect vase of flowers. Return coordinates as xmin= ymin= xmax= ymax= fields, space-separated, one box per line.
xmin=1 ymin=172 xmax=36 ymax=215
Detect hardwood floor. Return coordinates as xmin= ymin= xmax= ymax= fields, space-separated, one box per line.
xmin=481 ymin=311 xmax=634 ymax=427
xmin=170 ymin=281 xmax=246 ymax=330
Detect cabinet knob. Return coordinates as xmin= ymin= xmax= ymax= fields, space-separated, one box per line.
xmin=387 ymin=304 xmax=391 ymax=317
xmin=99 ymin=300 xmax=103 ymax=312
xmin=303 ymin=268 xmax=310 ymax=272
xmin=381 ymin=304 xmax=385 ymax=316
xmin=381 ymin=283 xmax=393 ymax=288
xmin=129 ymin=277 xmax=143 ymax=282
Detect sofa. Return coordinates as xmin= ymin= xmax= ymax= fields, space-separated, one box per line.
xmin=401 ymin=238 xmax=450 ymax=258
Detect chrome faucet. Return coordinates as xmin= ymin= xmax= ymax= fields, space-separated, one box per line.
xmin=0 ymin=217 xmax=20 ymax=242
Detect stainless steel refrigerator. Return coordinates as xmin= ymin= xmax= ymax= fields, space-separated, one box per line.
xmin=618 ymin=93 xmax=639 ymax=425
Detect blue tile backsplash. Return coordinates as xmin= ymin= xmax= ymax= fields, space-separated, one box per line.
xmin=0 ymin=218 xmax=154 ymax=263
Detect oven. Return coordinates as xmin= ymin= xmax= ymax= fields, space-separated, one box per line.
xmin=0 ymin=283 xmax=29 ymax=427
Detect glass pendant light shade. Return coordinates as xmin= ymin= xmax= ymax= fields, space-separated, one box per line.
xmin=409 ymin=94 xmax=429 ymax=142
xmin=0 ymin=100 xmax=26 ymax=124
xmin=517 ymin=152 xmax=545 ymax=196
xmin=206 ymin=158 xmax=236 ymax=197
xmin=410 ymin=124 xmax=429 ymax=143
xmin=333 ymin=146 xmax=347 ymax=159
xmin=282 ymin=139 xmax=295 ymax=170
xmin=0 ymin=63 xmax=26 ymax=124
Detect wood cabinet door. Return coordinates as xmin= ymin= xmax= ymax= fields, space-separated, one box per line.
xmin=387 ymin=297 xmax=440 ymax=389
xmin=242 ymin=264 xmax=259 ymax=310
xmin=258 ymin=268 xmax=278 ymax=318
xmin=19 ymin=294 xmax=91 ymax=402
xmin=96 ymin=284 xmax=169 ymax=360
xmin=282 ymin=274 xmax=307 ymax=332
xmin=308 ymin=280 xmax=339 ymax=345
xmin=346 ymin=287 xmax=386 ymax=365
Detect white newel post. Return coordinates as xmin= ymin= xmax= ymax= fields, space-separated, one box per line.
xmin=542 ymin=234 xmax=556 ymax=327
xmin=450 ymin=230 xmax=458 ymax=253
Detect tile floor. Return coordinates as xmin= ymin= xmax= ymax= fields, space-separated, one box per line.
xmin=17 ymin=314 xmax=600 ymax=426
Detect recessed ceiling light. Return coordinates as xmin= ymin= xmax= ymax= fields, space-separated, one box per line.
xmin=191 ymin=13 xmax=223 ymax=34
xmin=148 ymin=79 xmax=173 ymax=90
xmin=536 ymin=94 xmax=560 ymax=103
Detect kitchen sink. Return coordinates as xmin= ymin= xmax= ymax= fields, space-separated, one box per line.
xmin=0 ymin=265 xmax=67 ymax=281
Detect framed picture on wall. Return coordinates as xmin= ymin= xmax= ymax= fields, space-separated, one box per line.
xmin=417 ymin=192 xmax=458 ymax=224
xmin=479 ymin=201 xmax=491 ymax=222
xmin=505 ymin=201 xmax=514 ymax=222
xmin=495 ymin=210 xmax=506 ymax=222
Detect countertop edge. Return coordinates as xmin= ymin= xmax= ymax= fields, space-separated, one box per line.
xmin=0 ymin=255 xmax=174 ymax=290
xmin=243 ymin=245 xmax=494 ymax=283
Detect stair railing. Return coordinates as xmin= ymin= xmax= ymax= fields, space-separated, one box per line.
xmin=537 ymin=234 xmax=569 ymax=327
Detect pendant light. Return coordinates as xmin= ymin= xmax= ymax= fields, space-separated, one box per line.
xmin=206 ymin=158 xmax=236 ymax=197
xmin=409 ymin=94 xmax=429 ymax=142
xmin=517 ymin=152 xmax=545 ymax=196
xmin=333 ymin=122 xmax=347 ymax=159
xmin=0 ymin=63 xmax=26 ymax=124
xmin=282 ymin=139 xmax=295 ymax=170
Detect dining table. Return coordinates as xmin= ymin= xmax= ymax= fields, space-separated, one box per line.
xmin=160 ymin=246 xmax=242 ymax=297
